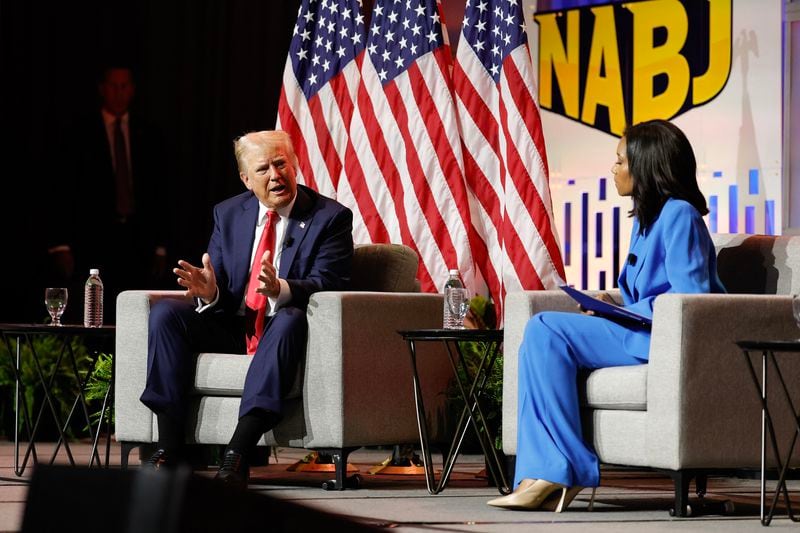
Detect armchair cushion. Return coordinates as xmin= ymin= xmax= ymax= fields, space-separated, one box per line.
xmin=584 ymin=365 xmax=647 ymax=411
xmin=192 ymin=353 xmax=252 ymax=396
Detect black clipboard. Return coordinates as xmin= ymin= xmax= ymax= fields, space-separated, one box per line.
xmin=559 ymin=285 xmax=652 ymax=327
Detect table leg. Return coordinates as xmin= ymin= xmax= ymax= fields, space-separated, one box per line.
xmin=469 ymin=342 xmax=510 ymax=493
xmin=13 ymin=335 xmax=23 ymax=476
xmin=766 ymin=351 xmax=800 ymax=522
xmin=89 ymin=376 xmax=114 ymax=468
xmin=3 ymin=333 xmax=39 ymax=476
xmin=50 ymin=339 xmax=96 ymax=465
xmin=105 ymin=363 xmax=114 ymax=467
xmin=742 ymin=349 xmax=794 ymax=526
xmin=62 ymin=343 xmax=104 ymax=467
xmin=444 ymin=340 xmax=509 ymax=494
xmin=106 ymin=351 xmax=115 ymax=467
xmin=407 ymin=339 xmax=442 ymax=494
xmin=434 ymin=340 xmax=483 ymax=491
xmin=460 ymin=341 xmax=510 ymax=494
xmin=761 ymin=350 xmax=767 ymax=523
xmin=26 ymin=335 xmax=76 ymax=466
xmin=411 ymin=338 xmax=490 ymax=493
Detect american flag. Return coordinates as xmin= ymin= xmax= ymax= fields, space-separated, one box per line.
xmin=453 ymin=0 xmax=565 ymax=312
xmin=277 ymin=0 xmax=365 ymax=198
xmin=341 ymin=0 xmax=479 ymax=294
xmin=278 ymin=0 xmax=563 ymax=310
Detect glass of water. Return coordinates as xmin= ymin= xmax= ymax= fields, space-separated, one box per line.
xmin=447 ymin=287 xmax=470 ymax=329
xmin=45 ymin=288 xmax=68 ymax=326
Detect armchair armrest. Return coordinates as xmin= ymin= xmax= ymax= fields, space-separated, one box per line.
xmin=303 ymin=291 xmax=452 ymax=448
xmin=646 ymin=293 xmax=800 ymax=469
xmin=115 ymin=290 xmax=191 ymax=443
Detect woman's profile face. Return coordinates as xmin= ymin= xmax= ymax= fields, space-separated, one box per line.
xmin=612 ymin=136 xmax=633 ymax=197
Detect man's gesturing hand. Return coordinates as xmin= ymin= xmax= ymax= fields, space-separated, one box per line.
xmin=256 ymin=250 xmax=281 ymax=299
xmin=174 ymin=253 xmax=218 ymax=303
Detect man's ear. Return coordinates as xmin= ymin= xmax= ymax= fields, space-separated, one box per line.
xmin=239 ymin=171 xmax=252 ymax=190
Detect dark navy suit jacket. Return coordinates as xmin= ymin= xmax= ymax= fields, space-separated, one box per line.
xmin=206 ymin=184 xmax=353 ymax=316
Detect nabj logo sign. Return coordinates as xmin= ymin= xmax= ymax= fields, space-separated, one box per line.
xmin=534 ymin=0 xmax=732 ymax=137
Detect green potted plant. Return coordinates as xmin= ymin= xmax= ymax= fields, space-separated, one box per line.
xmin=84 ymin=352 xmax=114 ymax=429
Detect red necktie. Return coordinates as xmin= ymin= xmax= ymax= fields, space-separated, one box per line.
xmin=244 ymin=210 xmax=280 ymax=355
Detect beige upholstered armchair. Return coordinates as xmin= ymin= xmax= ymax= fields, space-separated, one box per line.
xmin=115 ymin=244 xmax=452 ymax=489
xmin=502 ymin=234 xmax=800 ymax=515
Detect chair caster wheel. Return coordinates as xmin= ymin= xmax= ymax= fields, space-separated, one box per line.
xmin=321 ymin=474 xmax=362 ymax=491
xmin=670 ymin=500 xmax=734 ymax=517
xmin=669 ymin=505 xmax=692 ymax=517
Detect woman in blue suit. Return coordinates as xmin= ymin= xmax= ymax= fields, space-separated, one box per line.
xmin=489 ymin=119 xmax=726 ymax=512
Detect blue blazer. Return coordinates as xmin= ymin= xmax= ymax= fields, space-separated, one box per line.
xmin=206 ymin=184 xmax=354 ymax=315
xmin=617 ymin=198 xmax=726 ymax=354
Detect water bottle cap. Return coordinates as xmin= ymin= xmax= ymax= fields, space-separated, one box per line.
xmin=448 ymin=269 xmax=459 ymax=276
xmin=89 ymin=268 xmax=100 ymax=275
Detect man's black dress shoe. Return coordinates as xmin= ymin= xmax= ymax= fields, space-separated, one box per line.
xmin=142 ymin=448 xmax=180 ymax=470
xmin=214 ymin=449 xmax=249 ymax=489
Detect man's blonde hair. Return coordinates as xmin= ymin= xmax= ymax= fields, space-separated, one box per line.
xmin=233 ymin=130 xmax=298 ymax=173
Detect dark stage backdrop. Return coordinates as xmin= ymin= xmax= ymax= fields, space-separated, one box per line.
xmin=0 ymin=0 xmax=302 ymax=322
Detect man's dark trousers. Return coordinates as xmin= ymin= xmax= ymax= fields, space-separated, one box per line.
xmin=139 ymin=298 xmax=307 ymax=423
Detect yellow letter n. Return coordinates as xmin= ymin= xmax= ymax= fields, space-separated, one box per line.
xmin=535 ymin=10 xmax=580 ymax=119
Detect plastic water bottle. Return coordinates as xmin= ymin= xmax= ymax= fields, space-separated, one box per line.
xmin=442 ymin=269 xmax=464 ymax=329
xmin=83 ymin=268 xmax=104 ymax=327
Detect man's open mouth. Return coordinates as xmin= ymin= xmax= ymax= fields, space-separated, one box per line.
xmin=270 ymin=184 xmax=287 ymax=194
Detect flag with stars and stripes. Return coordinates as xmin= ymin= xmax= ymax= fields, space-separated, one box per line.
xmin=341 ymin=0 xmax=481 ymax=295
xmin=453 ymin=0 xmax=565 ymax=313
xmin=277 ymin=0 xmax=366 ymax=198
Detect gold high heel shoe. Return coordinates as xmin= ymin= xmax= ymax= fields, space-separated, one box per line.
xmin=487 ymin=479 xmax=566 ymax=510
xmin=486 ymin=478 xmax=536 ymax=508
xmin=540 ymin=485 xmax=598 ymax=512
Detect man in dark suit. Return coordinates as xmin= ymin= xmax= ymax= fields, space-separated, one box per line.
xmin=139 ymin=130 xmax=353 ymax=487
xmin=50 ymin=66 xmax=169 ymax=322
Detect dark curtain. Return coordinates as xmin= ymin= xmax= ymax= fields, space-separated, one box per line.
xmin=0 ymin=0 xmax=301 ymax=322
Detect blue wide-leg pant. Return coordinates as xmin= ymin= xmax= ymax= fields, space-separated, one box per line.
xmin=514 ymin=311 xmax=650 ymax=488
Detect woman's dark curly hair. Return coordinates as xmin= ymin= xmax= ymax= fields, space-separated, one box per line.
xmin=625 ymin=119 xmax=708 ymax=233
